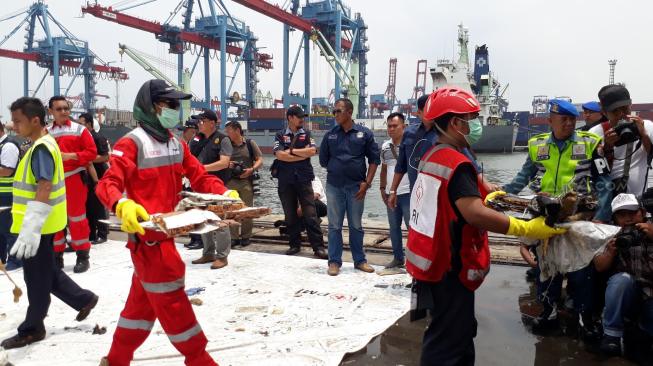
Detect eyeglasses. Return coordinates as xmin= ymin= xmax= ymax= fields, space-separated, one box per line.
xmin=332 ymin=109 xmax=343 ymax=115
xmin=54 ymin=107 xmax=70 ymax=112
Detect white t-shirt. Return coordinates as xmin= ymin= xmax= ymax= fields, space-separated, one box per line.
xmin=312 ymin=177 xmax=327 ymax=204
xmin=0 ymin=134 xmax=19 ymax=170
xmin=589 ymin=120 xmax=653 ymax=196
xmin=381 ymin=139 xmax=411 ymax=196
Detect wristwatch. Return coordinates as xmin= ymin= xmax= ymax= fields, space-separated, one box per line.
xmin=389 ymin=190 xmax=396 ymax=195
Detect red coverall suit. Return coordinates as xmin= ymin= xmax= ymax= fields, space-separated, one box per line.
xmin=48 ymin=120 xmax=97 ymax=252
xmin=96 ymin=127 xmax=225 ymax=366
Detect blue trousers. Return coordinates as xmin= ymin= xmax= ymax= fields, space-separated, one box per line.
xmin=325 ymin=182 xmax=366 ymax=266
xmin=387 ymin=193 xmax=410 ymax=261
xmin=603 ymin=272 xmax=653 ymax=338
xmin=537 ymin=264 xmax=594 ymax=314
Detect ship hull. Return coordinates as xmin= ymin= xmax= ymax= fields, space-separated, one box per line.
xmin=470 ymin=124 xmax=518 ymax=153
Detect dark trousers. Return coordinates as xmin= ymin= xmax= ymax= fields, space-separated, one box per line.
xmin=537 ymin=264 xmax=594 ymax=314
xmin=278 ymin=181 xmax=325 ymax=251
xmin=86 ymin=184 xmax=108 ymax=241
xmin=420 ymin=276 xmax=476 ymax=366
xmin=19 ymin=234 xmax=95 ymax=336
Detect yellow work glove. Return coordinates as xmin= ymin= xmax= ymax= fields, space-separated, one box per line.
xmin=116 ymin=199 xmax=150 ymax=235
xmin=484 ymin=190 xmax=506 ymax=205
xmin=224 ymin=190 xmax=240 ymax=199
xmin=506 ymin=216 xmax=567 ymax=240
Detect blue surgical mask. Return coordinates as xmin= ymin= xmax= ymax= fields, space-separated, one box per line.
xmin=158 ymin=107 xmax=179 ymax=129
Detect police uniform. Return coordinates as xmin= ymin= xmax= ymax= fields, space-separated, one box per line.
xmin=189 ymin=129 xmax=232 ymax=183
xmin=503 ymin=99 xmax=611 ymax=334
xmin=274 ymin=106 xmax=326 ymax=255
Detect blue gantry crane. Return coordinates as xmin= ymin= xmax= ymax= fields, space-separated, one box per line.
xmin=82 ymin=0 xmax=273 ymax=124
xmin=0 ymin=1 xmax=128 ymax=113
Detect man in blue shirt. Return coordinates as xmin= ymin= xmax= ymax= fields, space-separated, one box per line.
xmin=319 ymin=98 xmax=380 ymax=276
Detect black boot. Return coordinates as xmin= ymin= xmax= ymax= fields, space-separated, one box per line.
xmin=578 ymin=312 xmax=600 ymax=342
xmin=55 ymin=252 xmax=64 ymax=269
xmin=73 ymin=250 xmax=90 ymax=273
xmin=532 ymin=304 xmax=558 ymax=333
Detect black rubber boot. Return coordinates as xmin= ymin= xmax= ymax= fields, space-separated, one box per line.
xmin=73 ymin=250 xmax=90 ymax=273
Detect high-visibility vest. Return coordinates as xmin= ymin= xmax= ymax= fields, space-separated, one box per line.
xmin=527 ymin=131 xmax=601 ymax=195
xmin=0 ymin=136 xmax=19 ymax=196
xmin=11 ymin=134 xmax=67 ymax=234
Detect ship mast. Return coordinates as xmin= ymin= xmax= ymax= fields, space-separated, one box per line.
xmin=457 ymin=23 xmax=470 ymax=67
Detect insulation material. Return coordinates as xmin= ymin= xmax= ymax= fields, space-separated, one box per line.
xmin=0 ymin=241 xmax=411 ymax=365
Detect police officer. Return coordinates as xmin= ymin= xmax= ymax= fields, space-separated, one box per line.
xmin=178 ymin=117 xmax=199 ymax=145
xmin=500 ymin=98 xmax=612 ymax=338
xmin=274 ymin=106 xmax=328 ymax=259
xmin=0 ymin=121 xmax=20 ymax=269
xmin=188 ymin=109 xmax=232 ymax=269
xmin=407 ymin=88 xmax=566 ymax=365
xmin=319 ymin=98 xmax=380 ymax=276
xmin=578 ymin=101 xmax=606 ymax=131
xmin=1 ymin=97 xmax=97 ymax=349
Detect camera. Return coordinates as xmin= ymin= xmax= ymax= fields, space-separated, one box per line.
xmin=614 ymin=225 xmax=644 ymax=249
xmin=613 ymin=119 xmax=640 ymax=147
xmin=231 ymin=161 xmax=244 ymax=177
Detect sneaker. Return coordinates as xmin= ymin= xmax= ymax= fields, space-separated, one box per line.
xmin=327 ymin=263 xmax=340 ymax=276
xmin=579 ymin=312 xmax=600 ymax=342
xmin=600 ymin=335 xmax=623 ymax=356
xmin=1 ymin=331 xmax=45 ymax=349
xmin=532 ymin=304 xmax=558 ymax=332
xmin=355 ymin=262 xmax=375 ymax=273
xmin=384 ymin=258 xmax=405 ymax=269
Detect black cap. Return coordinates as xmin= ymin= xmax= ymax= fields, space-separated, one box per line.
xmin=417 ymin=95 xmax=429 ymax=111
xmin=150 ymin=79 xmax=192 ymax=102
xmin=177 ymin=118 xmax=199 ymax=131
xmin=191 ymin=109 xmax=218 ymax=122
xmin=598 ymin=84 xmax=631 ymax=112
xmin=286 ymin=105 xmax=307 ymax=118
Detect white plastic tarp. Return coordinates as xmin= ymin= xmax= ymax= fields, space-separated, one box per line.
xmin=0 ymin=241 xmax=411 ymax=365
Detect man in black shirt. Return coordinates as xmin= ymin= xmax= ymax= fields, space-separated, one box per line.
xmin=78 ymin=113 xmax=110 ymax=244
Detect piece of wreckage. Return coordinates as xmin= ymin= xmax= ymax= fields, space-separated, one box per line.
xmin=486 ymin=191 xmax=620 ymax=279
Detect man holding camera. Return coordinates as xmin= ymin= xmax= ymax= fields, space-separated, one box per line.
xmin=594 ymin=193 xmax=653 ymax=355
xmin=589 ymin=85 xmax=653 ymax=196
xmin=224 ymin=121 xmax=262 ymax=247
xmin=188 ymin=109 xmax=232 ymax=269
xmin=500 ymin=99 xmax=612 ymax=338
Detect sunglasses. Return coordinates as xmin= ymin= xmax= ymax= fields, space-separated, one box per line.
xmin=332 ymin=109 xmax=343 ymax=115
xmin=54 ymin=107 xmax=70 ymax=112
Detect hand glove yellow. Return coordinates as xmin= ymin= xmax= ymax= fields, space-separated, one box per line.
xmin=225 ymin=190 xmax=240 ymax=199
xmin=116 ymin=199 xmax=149 ymax=235
xmin=506 ymin=216 xmax=567 ymax=240
xmin=484 ymin=190 xmax=506 ymax=205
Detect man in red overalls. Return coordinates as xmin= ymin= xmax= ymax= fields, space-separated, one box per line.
xmin=47 ymin=96 xmax=97 ymax=273
xmin=96 ymin=79 xmax=239 ymax=366
xmin=406 ymin=87 xmax=568 ymax=365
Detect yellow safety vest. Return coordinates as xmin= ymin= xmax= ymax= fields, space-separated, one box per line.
xmin=527 ymin=131 xmax=602 ymax=195
xmin=11 ymin=134 xmax=67 ymax=234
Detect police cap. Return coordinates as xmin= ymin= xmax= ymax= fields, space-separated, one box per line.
xmin=549 ymin=99 xmax=579 ymax=117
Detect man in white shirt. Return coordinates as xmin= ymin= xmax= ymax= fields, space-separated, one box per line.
xmin=0 ymin=121 xmax=20 ymax=269
xmin=590 ymin=85 xmax=653 ymax=197
xmin=380 ymin=112 xmax=411 ymax=268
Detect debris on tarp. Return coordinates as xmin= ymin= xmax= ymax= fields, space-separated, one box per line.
xmin=185 ymin=287 xmax=205 ymax=296
xmin=92 ymin=324 xmax=107 ymax=335
xmin=189 ymin=298 xmax=203 ymax=306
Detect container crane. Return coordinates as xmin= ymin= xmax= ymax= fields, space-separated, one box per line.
xmin=0 ymin=1 xmax=128 ymax=113
xmin=231 ymin=0 xmax=369 ymax=118
xmin=82 ymin=1 xmax=273 ymax=125
xmin=384 ymin=58 xmax=397 ymax=108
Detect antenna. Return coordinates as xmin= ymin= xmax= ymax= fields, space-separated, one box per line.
xmin=608 ymin=59 xmax=617 ymax=84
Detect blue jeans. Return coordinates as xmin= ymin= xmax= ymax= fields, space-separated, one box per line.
xmin=326 ymin=182 xmax=366 ymax=266
xmin=387 ymin=193 xmax=410 ymax=261
xmin=603 ymin=272 xmax=653 ymax=337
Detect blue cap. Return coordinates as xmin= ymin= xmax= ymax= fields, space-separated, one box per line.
xmin=582 ymin=101 xmax=601 ymax=112
xmin=549 ymin=99 xmax=579 ymax=117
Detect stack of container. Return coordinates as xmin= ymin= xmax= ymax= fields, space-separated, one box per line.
xmin=248 ymin=108 xmax=286 ymax=131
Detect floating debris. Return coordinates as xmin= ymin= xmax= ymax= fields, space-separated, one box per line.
xmin=92 ymin=324 xmax=107 ymax=335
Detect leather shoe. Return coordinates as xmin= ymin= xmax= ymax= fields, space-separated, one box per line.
xmin=313 ymin=248 xmax=328 ymax=259
xmin=210 ymin=257 xmax=228 ymax=270
xmin=1 ymin=331 xmax=45 ymax=349
xmin=286 ymin=247 xmax=301 ymax=255
xmin=186 ymin=242 xmax=204 ymax=250
xmin=192 ymin=255 xmax=216 ymax=264
xmin=76 ymin=294 xmax=99 ymax=321
xmin=355 ymin=262 xmax=375 ymax=273
xmin=327 ymin=263 xmax=340 ymax=276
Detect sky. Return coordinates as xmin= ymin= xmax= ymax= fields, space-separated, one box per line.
xmin=0 ymin=0 xmax=652 ymax=119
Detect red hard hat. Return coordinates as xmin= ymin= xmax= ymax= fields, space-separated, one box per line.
xmin=423 ymin=87 xmax=481 ymax=121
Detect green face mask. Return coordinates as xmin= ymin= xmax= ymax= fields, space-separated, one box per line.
xmin=466 ymin=117 xmax=483 ymax=145
xmin=158 ymin=107 xmax=179 ymax=129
